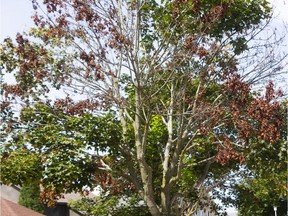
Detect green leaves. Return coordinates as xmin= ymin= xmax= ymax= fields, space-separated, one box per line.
xmin=69 ymin=194 xmax=151 ymax=216
xmin=1 ymin=103 xmax=120 ymax=203
xmin=1 ymin=148 xmax=42 ymax=185
xmin=233 ymin=106 xmax=287 ymax=215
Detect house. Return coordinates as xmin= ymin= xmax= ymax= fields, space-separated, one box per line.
xmin=0 ymin=183 xmax=83 ymax=216
xmin=0 ymin=197 xmax=44 ymax=216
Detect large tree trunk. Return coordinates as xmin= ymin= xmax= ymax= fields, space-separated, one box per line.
xmin=134 ymin=88 xmax=161 ymax=216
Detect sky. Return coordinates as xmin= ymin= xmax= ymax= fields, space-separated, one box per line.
xmin=1 ymin=0 xmax=288 ymax=41
xmin=1 ymin=0 xmax=287 ymax=86
xmin=0 ymin=1 xmax=287 ymax=215
xmin=0 ymin=0 xmax=35 ymax=41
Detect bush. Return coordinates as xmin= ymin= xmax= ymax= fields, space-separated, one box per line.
xmin=18 ymin=184 xmax=44 ymax=214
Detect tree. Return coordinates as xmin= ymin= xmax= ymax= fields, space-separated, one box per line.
xmin=232 ymin=102 xmax=287 ymax=216
xmin=0 ymin=0 xmax=286 ymax=215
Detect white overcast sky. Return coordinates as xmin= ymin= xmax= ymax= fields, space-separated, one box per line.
xmin=1 ymin=0 xmax=288 ymax=40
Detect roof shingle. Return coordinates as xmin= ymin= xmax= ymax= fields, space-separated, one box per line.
xmin=0 ymin=197 xmax=44 ymax=216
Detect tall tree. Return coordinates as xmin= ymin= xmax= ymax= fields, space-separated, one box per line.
xmin=0 ymin=0 xmax=286 ymax=215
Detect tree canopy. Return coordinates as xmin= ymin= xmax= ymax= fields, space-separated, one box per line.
xmin=0 ymin=0 xmax=286 ymax=215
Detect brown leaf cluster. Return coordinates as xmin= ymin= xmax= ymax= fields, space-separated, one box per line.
xmin=172 ymin=0 xmax=201 ymax=18
xmin=43 ymin=0 xmax=64 ymax=13
xmin=219 ymin=59 xmax=238 ymax=79
xmin=53 ymin=97 xmax=99 ymax=115
xmin=225 ymin=77 xmax=282 ymax=145
xmin=215 ymin=136 xmax=245 ymax=166
xmin=71 ymin=0 xmax=127 ymax=50
xmin=224 ymin=74 xmax=250 ymax=104
xmin=73 ymin=0 xmax=100 ymax=24
xmin=213 ymin=75 xmax=283 ymax=166
xmin=94 ymin=160 xmax=135 ymax=195
xmin=200 ymin=5 xmax=224 ymax=24
xmin=40 ymin=187 xmax=61 ymax=207
xmin=184 ymin=35 xmax=210 ymax=59
xmin=246 ymin=82 xmax=283 ymax=143
xmin=3 ymin=84 xmax=23 ymax=98
xmin=195 ymin=102 xmax=225 ymax=135
xmin=0 ymin=101 xmax=10 ymax=111
xmin=172 ymin=0 xmax=226 ymax=33
xmin=4 ymin=33 xmax=50 ymax=91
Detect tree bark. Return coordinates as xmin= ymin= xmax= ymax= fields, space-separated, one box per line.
xmin=134 ymin=87 xmax=160 ymax=216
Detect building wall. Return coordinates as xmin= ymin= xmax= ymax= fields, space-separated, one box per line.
xmin=0 ymin=184 xmax=20 ymax=203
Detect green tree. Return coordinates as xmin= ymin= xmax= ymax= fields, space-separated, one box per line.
xmin=233 ymin=102 xmax=287 ymax=216
xmin=0 ymin=0 xmax=286 ymax=215
xmin=18 ymin=184 xmax=45 ymax=214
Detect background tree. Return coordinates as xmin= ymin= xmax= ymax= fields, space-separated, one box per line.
xmin=232 ymin=101 xmax=287 ymax=216
xmin=0 ymin=0 xmax=286 ymax=215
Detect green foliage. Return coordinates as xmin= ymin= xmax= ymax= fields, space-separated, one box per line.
xmin=1 ymin=148 xmax=42 ymax=186
xmin=236 ymin=176 xmax=287 ymax=216
xmin=152 ymin=0 xmax=271 ymax=53
xmin=0 ymin=103 xmax=115 ymax=203
xmin=69 ymin=194 xmax=151 ymax=216
xmin=234 ymin=105 xmax=287 ymax=216
xmin=18 ymin=184 xmax=45 ymax=214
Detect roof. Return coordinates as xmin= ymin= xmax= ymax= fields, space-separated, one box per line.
xmin=0 ymin=197 xmax=44 ymax=216
xmin=58 ymin=191 xmax=96 ymax=203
